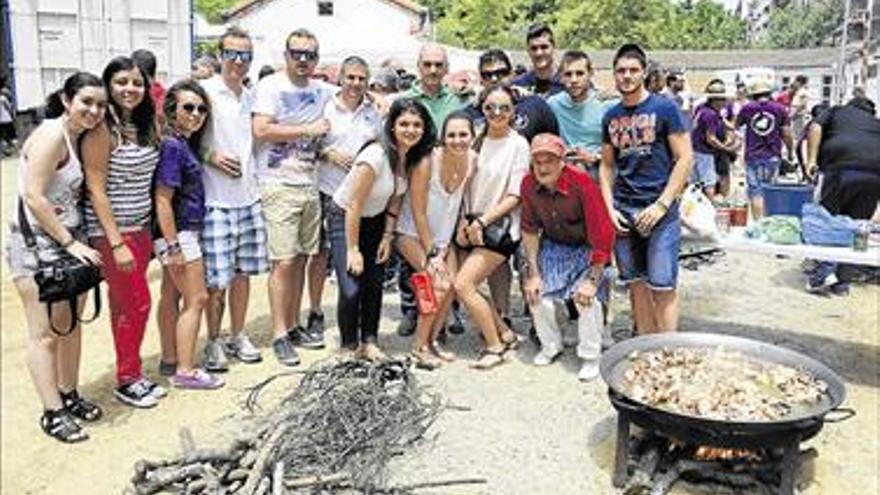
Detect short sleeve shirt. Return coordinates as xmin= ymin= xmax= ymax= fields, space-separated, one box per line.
xmin=465 ymin=92 xmax=560 ymax=143
xmin=602 ymin=93 xmax=685 ymax=207
xmin=466 ymin=132 xmax=530 ymax=240
xmin=512 ymin=71 xmax=565 ymax=98
xmin=548 ymin=91 xmax=617 ymax=153
xmin=735 ymin=99 xmax=790 ymax=161
xmin=253 ymin=73 xmax=336 ymax=185
xmin=155 ymin=135 xmax=206 ymax=231
xmin=333 ymin=143 xmax=408 ymax=218
xmin=201 ymin=76 xmax=259 ymax=208
xmin=691 ymin=104 xmax=723 ymax=155
xmin=318 ymin=95 xmax=383 ymax=195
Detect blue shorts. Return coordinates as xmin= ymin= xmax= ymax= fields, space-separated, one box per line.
xmin=746 ymin=157 xmax=780 ymax=199
xmin=690 ymin=152 xmax=717 ymax=188
xmin=202 ymin=201 xmax=270 ymax=289
xmin=613 ymin=202 xmax=681 ymax=290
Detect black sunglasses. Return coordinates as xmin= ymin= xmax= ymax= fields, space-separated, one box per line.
xmin=221 ymin=49 xmax=253 ymax=62
xmin=480 ymin=68 xmax=511 ymax=82
xmin=181 ymin=103 xmax=208 ymax=115
xmin=288 ymin=49 xmax=318 ymax=62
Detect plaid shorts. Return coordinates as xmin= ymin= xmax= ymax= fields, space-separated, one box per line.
xmin=202 ymin=201 xmax=269 ymax=289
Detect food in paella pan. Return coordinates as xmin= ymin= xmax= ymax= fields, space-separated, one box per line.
xmin=622 ymin=347 xmax=829 ymax=422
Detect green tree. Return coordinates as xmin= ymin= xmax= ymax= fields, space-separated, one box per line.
xmin=435 ymin=0 xmax=531 ymax=49
xmin=195 ymin=0 xmax=238 ymax=24
xmin=762 ymin=0 xmax=844 ymax=48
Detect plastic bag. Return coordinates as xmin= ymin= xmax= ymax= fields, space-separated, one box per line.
xmin=680 ymin=184 xmax=719 ymax=241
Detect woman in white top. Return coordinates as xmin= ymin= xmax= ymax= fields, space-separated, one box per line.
xmin=452 ymin=85 xmax=530 ymax=370
xmin=331 ymin=98 xmax=436 ymax=361
xmin=5 ymin=73 xmax=106 ymax=442
xmin=396 ymin=111 xmax=476 ymax=369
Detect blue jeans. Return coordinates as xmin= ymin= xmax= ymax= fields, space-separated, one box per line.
xmin=614 ymin=202 xmax=681 ymax=290
xmin=746 ymin=157 xmax=780 ymax=199
xmin=326 ymin=201 xmax=386 ymax=348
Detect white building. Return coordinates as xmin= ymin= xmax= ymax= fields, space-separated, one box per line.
xmin=222 ymin=0 xmax=431 ymax=74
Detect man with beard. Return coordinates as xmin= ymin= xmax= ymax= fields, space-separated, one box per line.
xmin=252 ymin=28 xmax=336 ymax=365
xmin=599 ymin=44 xmax=693 ymax=335
xmin=512 ymin=23 xmax=564 ymax=98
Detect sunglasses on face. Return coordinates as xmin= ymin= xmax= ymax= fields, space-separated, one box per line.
xmin=221 ymin=49 xmax=253 ymax=63
xmin=483 ymin=103 xmax=512 ymax=115
xmin=480 ymin=68 xmax=511 ymax=82
xmin=181 ymin=103 xmax=208 ymax=115
xmin=288 ymin=49 xmax=318 ymax=62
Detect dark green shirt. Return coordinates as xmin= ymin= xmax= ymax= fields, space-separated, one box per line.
xmin=406 ymin=81 xmax=467 ymax=136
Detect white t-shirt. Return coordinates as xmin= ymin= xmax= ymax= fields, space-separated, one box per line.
xmin=466 ymin=132 xmax=530 ymax=240
xmin=201 ymin=76 xmax=259 ymax=208
xmin=318 ymin=94 xmax=383 ymax=196
xmin=252 ymin=73 xmax=336 ymax=186
xmin=333 ymin=143 xmax=407 ymax=218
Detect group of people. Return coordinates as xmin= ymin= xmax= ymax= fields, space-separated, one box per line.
xmin=28 ymin=19 xmax=879 ymax=445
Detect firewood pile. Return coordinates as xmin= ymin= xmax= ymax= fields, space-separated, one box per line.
xmin=126 ymin=359 xmax=486 ymax=495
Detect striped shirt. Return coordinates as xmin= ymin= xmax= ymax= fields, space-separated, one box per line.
xmin=83 ymin=140 xmax=159 ymax=237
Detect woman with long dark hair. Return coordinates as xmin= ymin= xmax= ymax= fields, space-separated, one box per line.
xmin=330 ymin=97 xmax=436 ymax=360
xmin=395 ymin=110 xmax=476 ymax=369
xmin=153 ymin=79 xmax=222 ymax=390
xmin=453 ymin=85 xmax=530 ymax=370
xmin=6 ymin=72 xmax=106 ymax=442
xmin=81 ymin=56 xmax=164 ymax=408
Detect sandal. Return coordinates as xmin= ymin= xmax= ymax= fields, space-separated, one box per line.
xmin=61 ymin=389 xmax=103 ymax=422
xmin=500 ymin=330 xmax=521 ymax=351
xmin=410 ymin=347 xmax=442 ymax=371
xmin=430 ymin=341 xmax=456 ymax=362
xmin=40 ymin=409 xmax=88 ymax=443
xmin=357 ymin=343 xmax=387 ymax=363
xmin=472 ymin=347 xmax=506 ymax=370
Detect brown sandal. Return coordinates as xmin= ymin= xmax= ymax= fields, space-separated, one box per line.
xmin=472 ymin=347 xmax=506 ymax=370
xmin=500 ymin=330 xmax=521 ymax=351
xmin=410 ymin=347 xmax=442 ymax=371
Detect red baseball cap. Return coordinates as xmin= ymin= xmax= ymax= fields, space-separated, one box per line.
xmin=530 ymin=133 xmax=565 ymax=158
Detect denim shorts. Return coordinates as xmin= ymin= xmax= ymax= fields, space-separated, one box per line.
xmin=613 ymin=202 xmax=681 ymax=290
xmin=690 ymin=152 xmax=717 ymax=188
xmin=746 ymin=157 xmax=780 ymax=199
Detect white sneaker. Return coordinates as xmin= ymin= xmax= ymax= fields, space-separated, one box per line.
xmin=226 ymin=334 xmax=263 ymax=363
xmin=532 ymin=347 xmax=561 ymax=366
xmin=578 ymin=360 xmax=600 ymax=382
xmin=202 ymin=339 xmax=229 ymax=372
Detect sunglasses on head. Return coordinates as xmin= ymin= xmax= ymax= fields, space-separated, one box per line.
xmin=483 ymin=103 xmax=512 ymax=115
xmin=480 ymin=68 xmax=511 ymax=82
xmin=288 ymin=49 xmax=318 ymax=62
xmin=181 ymin=103 xmax=208 ymax=115
xmin=221 ymin=49 xmax=253 ymax=63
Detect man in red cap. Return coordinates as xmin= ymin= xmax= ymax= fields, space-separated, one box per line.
xmin=520 ymin=133 xmax=615 ymax=381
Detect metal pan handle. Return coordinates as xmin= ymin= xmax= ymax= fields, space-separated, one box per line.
xmin=822 ymin=407 xmax=856 ymax=423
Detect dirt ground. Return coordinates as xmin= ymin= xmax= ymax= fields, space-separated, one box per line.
xmin=1 ymin=155 xmax=878 ymax=495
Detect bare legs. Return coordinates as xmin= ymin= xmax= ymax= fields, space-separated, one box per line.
xmin=629 ymin=280 xmax=679 ymax=334
xmin=453 ymin=248 xmax=508 ymax=352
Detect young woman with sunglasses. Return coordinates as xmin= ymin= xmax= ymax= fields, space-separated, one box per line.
xmin=453 ymin=85 xmax=529 ymax=370
xmin=6 ymin=72 xmax=106 ymax=442
xmin=330 ymin=97 xmax=436 ymax=361
xmin=153 ymin=80 xmax=223 ymax=390
xmin=396 ymin=111 xmax=475 ymax=369
xmin=81 ymin=56 xmax=164 ymax=409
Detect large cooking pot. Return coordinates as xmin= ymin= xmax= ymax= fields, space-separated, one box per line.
xmin=600 ymin=332 xmax=853 ymax=433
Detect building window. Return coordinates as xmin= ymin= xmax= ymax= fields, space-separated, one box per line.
xmin=318 ymin=1 xmax=333 ymax=16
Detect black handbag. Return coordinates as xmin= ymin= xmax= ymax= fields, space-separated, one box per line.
xmin=464 ymin=213 xmax=514 ymax=251
xmin=18 ymin=198 xmax=102 ymax=336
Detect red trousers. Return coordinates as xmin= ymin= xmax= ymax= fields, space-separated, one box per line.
xmin=92 ymin=230 xmax=153 ymax=386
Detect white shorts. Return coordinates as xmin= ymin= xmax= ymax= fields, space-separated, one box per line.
xmin=153 ymin=230 xmax=203 ymax=265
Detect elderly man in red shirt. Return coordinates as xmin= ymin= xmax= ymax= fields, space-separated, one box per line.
xmin=521 ymin=133 xmax=615 ymax=381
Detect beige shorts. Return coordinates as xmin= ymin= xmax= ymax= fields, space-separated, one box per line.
xmin=260 ymin=183 xmax=321 ymax=261
xmin=153 ymin=230 xmax=203 ymax=265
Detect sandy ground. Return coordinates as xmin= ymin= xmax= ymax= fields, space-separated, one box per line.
xmin=1 ymin=155 xmax=878 ymax=495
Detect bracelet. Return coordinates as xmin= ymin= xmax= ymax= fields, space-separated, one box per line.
xmin=162 ymin=241 xmax=181 ymax=256
xmin=386 ymin=211 xmax=398 ymax=219
xmin=61 ymin=237 xmax=76 ymax=249
xmin=474 ymin=217 xmax=486 ymax=228
xmin=426 ymin=245 xmax=440 ymax=259
xmin=655 ymin=199 xmax=669 ymax=212
xmin=111 ymin=241 xmax=126 ymax=251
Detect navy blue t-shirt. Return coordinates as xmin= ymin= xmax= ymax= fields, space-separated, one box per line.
xmin=465 ymin=93 xmax=559 ymax=143
xmin=602 ymin=93 xmax=685 ymax=206
xmin=512 ymin=71 xmax=565 ymax=98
